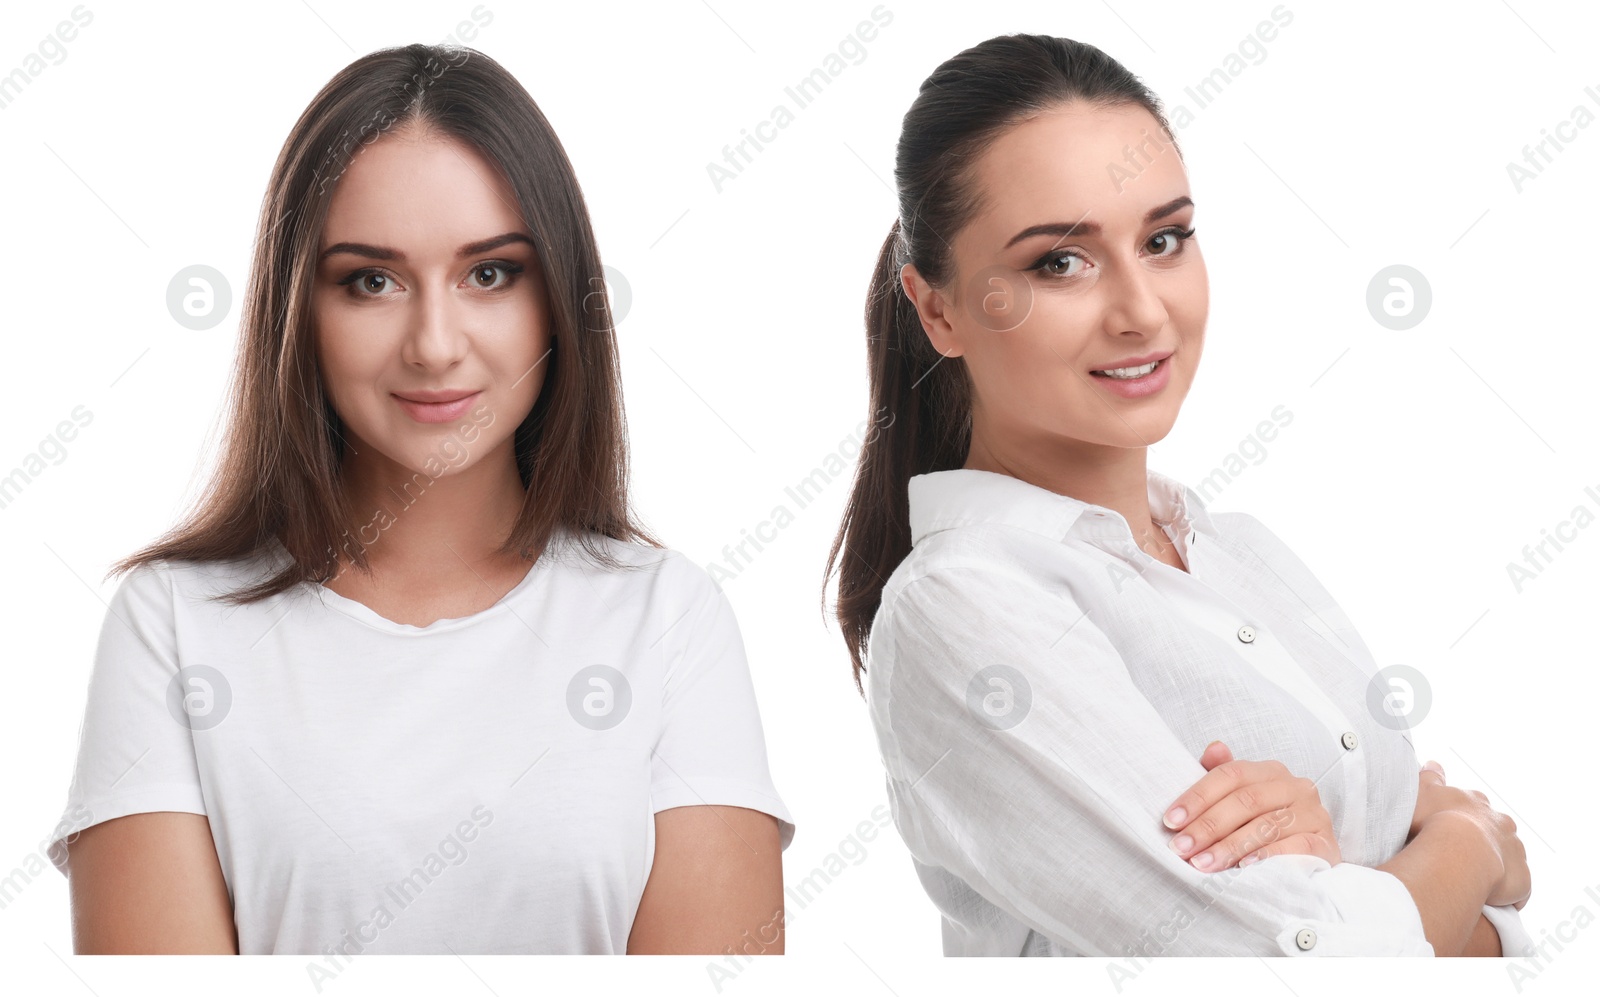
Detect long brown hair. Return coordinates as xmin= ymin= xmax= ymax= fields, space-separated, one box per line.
xmin=113 ymin=42 xmax=660 ymax=601
xmin=824 ymin=34 xmax=1180 ymax=693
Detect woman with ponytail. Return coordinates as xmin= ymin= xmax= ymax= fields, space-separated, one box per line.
xmin=825 ymin=33 xmax=1530 ymax=958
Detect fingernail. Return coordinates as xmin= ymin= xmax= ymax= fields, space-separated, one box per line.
xmin=1170 ymin=834 xmax=1193 ymax=854
xmin=1191 ymin=852 xmax=1214 ymax=870
xmin=1164 ymin=807 xmax=1186 ymax=828
xmin=1240 ymin=853 xmax=1260 ymax=867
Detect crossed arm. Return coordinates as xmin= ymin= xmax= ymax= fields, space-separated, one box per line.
xmin=1159 ymin=743 xmax=1526 ymax=956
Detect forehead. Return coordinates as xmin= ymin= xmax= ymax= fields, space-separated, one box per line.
xmin=964 ymin=102 xmax=1188 ymax=241
xmin=320 ymin=125 xmax=524 ymax=249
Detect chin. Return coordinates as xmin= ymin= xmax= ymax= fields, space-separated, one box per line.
xmin=1108 ymin=416 xmax=1177 ymax=448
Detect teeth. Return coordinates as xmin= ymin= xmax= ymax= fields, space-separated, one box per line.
xmin=1094 ymin=359 xmax=1160 ymax=379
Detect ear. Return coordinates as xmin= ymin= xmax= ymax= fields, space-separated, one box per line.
xmin=900 ymin=262 xmax=963 ymax=358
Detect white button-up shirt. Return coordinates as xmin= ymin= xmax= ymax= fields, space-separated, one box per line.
xmin=865 ymin=468 xmax=1533 ymax=957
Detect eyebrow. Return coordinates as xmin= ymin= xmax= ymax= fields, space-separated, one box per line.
xmin=318 ymin=231 xmax=536 ymax=263
xmin=1002 ymin=196 xmax=1194 ymax=249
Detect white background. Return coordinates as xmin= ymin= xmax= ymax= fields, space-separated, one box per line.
xmin=1 ymin=0 xmax=1595 ymax=993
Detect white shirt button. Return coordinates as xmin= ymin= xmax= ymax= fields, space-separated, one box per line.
xmin=1237 ymin=625 xmax=1256 ymax=643
xmin=1341 ymin=731 xmax=1359 ymax=750
xmin=1295 ymin=928 xmax=1317 ymax=950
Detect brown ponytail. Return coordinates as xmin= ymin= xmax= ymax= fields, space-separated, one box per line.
xmin=824 ymin=219 xmax=971 ymax=693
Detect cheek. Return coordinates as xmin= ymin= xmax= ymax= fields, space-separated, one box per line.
xmin=960 ymin=328 xmax=1063 ymax=424
xmin=498 ymin=295 xmax=553 ymax=385
xmin=513 ymin=301 xmax=553 ymax=367
xmin=1003 ymin=302 xmax=1090 ymax=391
xmin=1174 ymin=283 xmax=1208 ymax=357
xmin=312 ymin=301 xmax=391 ymax=417
xmin=1176 ymin=259 xmax=1209 ymax=327
xmin=315 ymin=335 xmax=365 ymax=398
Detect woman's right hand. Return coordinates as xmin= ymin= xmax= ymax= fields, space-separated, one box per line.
xmin=1412 ymin=761 xmax=1531 ymax=910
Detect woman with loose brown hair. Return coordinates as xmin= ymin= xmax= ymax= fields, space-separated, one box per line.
xmin=825 ymin=32 xmax=1531 ymax=959
xmin=46 ymin=43 xmax=792 ymax=960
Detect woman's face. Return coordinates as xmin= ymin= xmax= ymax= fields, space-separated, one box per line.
xmin=904 ymin=102 xmax=1207 ymax=457
xmin=312 ymin=122 xmax=550 ymax=479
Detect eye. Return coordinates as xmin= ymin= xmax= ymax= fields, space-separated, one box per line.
xmin=1031 ymin=250 xmax=1088 ymax=279
xmin=336 ymin=268 xmax=400 ymax=298
xmin=1147 ymin=226 xmax=1197 ymax=257
xmin=468 ymin=261 xmax=525 ymax=291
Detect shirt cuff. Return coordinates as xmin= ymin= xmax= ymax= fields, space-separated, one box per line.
xmin=1271 ymin=858 xmax=1435 ymax=956
xmin=1480 ymin=903 xmax=1536 ymax=957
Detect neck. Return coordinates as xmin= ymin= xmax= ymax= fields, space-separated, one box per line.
xmin=963 ymin=429 xmax=1155 ymax=540
xmin=332 ymin=437 xmax=528 ymax=577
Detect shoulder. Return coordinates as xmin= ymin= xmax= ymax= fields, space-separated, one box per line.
xmin=548 ymin=532 xmax=726 ymax=635
xmin=877 ymin=522 xmax=1101 ymax=631
xmin=103 ymin=559 xmax=178 ymax=622
xmin=1204 ymin=508 xmax=1354 ymax=622
xmin=134 ymin=547 xmax=288 ymax=605
xmin=866 ymin=522 xmax=1150 ymax=716
xmin=1207 ymin=509 xmax=1317 ymax=577
xmin=110 ymin=552 xmax=268 ymax=604
xmin=867 ymin=534 xmax=1083 ymax=699
xmin=1208 ymin=509 xmax=1276 ymax=543
xmin=551 ymin=531 xmax=713 ymax=592
xmin=100 ymin=547 xmax=308 ymax=639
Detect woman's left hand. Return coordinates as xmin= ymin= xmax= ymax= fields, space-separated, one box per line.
xmin=1162 ymin=741 xmax=1342 ymax=872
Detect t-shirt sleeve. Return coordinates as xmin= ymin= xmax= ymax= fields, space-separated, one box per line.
xmin=45 ymin=561 xmax=208 ymax=876
xmin=647 ymin=558 xmax=794 ymax=850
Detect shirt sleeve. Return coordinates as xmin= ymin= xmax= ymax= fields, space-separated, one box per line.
xmin=647 ymin=557 xmax=794 ymax=850
xmin=46 ymin=561 xmax=208 ymax=877
xmin=1480 ymin=903 xmax=1537 ymax=957
xmin=870 ymin=561 xmax=1435 ymax=956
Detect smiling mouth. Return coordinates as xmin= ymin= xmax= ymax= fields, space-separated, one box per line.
xmin=1091 ymin=358 xmax=1164 ymax=379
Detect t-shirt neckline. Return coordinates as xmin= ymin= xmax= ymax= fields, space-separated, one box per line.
xmin=311 ymin=560 xmax=541 ymax=635
xmin=269 ymin=536 xmax=545 ymax=636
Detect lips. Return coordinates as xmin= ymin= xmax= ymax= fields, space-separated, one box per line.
xmin=393 ymin=389 xmax=479 ymax=404
xmin=392 ymin=390 xmax=483 ymax=424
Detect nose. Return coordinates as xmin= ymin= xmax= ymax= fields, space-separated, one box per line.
xmin=1099 ymin=254 xmax=1169 ymax=337
xmin=400 ymin=280 xmax=470 ymax=371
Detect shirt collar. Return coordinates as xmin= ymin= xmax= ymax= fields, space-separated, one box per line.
xmin=908 ymin=467 xmax=1220 ymax=547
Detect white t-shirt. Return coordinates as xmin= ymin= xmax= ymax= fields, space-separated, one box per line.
xmin=866 ymin=467 xmax=1532 ymax=957
xmin=47 ymin=528 xmax=795 ymax=959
